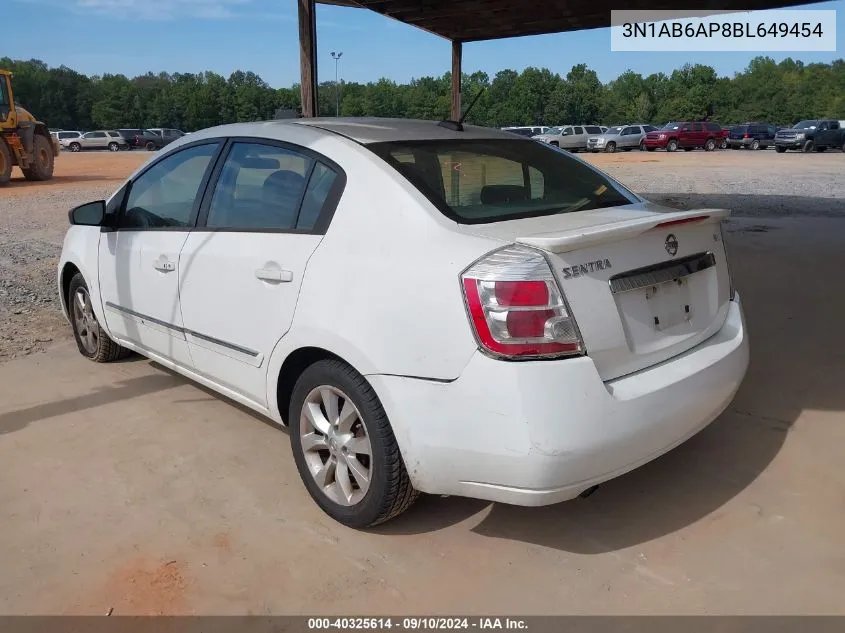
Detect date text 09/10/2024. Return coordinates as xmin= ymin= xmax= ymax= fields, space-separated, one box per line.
xmin=307 ymin=617 xmax=528 ymax=630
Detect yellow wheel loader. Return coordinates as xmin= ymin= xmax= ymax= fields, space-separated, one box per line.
xmin=0 ymin=69 xmax=60 ymax=185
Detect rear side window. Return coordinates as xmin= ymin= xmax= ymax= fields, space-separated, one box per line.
xmin=643 ymin=125 xmax=657 ymax=132
xmin=584 ymin=126 xmax=602 ymax=134
xmin=368 ymin=139 xmax=633 ymax=225
xmin=706 ymin=123 xmax=721 ymax=132
xmin=206 ymin=142 xmax=310 ymax=230
xmin=573 ymin=126 xmax=584 ymax=135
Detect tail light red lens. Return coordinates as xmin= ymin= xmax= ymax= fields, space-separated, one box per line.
xmin=743 ymin=133 xmax=750 ymax=138
xmin=461 ymin=245 xmax=584 ymax=359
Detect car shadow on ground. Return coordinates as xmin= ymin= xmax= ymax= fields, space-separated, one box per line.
xmin=375 ymin=204 xmax=845 ymax=553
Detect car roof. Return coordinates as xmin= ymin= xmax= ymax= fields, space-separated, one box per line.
xmin=290 ymin=117 xmax=524 ymax=144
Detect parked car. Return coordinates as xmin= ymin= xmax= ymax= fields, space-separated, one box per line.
xmin=54 ymin=130 xmax=83 ymax=149
xmin=501 ymin=126 xmax=549 ymax=137
xmin=117 ymin=129 xmax=167 ymax=151
xmin=774 ymin=120 xmax=845 ymax=153
xmin=587 ymin=124 xmax=658 ymax=152
xmin=147 ymin=128 xmax=187 ymax=145
xmin=57 ymin=117 xmax=748 ymax=528
xmin=65 ymin=130 xmax=128 ymax=152
xmin=533 ymin=125 xmax=604 ymax=151
xmin=728 ymin=123 xmax=777 ymax=150
xmin=643 ymin=121 xmax=723 ymax=152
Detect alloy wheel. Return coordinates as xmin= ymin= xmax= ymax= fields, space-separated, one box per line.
xmin=72 ymin=287 xmax=99 ymax=355
xmin=299 ymin=385 xmax=373 ymax=507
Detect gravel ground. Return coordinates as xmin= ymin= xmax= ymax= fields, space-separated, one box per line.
xmin=1 ymin=149 xmax=843 ymax=361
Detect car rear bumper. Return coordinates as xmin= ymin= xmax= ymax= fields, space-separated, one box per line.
xmin=369 ymin=295 xmax=748 ymax=506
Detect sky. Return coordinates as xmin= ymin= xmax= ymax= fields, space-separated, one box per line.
xmin=5 ymin=0 xmax=844 ymax=87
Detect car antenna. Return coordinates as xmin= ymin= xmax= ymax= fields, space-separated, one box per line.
xmin=438 ymin=87 xmax=486 ymax=132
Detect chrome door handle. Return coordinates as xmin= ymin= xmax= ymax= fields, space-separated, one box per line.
xmin=255 ymin=268 xmax=293 ymax=283
xmin=154 ymin=260 xmax=176 ymax=272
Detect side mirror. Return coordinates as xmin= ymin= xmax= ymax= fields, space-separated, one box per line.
xmin=69 ymin=200 xmax=106 ymax=226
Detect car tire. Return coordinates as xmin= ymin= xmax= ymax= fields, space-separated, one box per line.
xmin=720 ymin=139 xmax=728 ymax=149
xmin=666 ymin=140 xmax=678 ymax=152
xmin=289 ymin=359 xmax=418 ymax=529
xmin=841 ymin=141 xmax=845 ymax=153
xmin=67 ymin=273 xmax=132 ymax=363
xmin=815 ymin=146 xmax=826 ymax=153
xmin=639 ymin=141 xmax=646 ymax=151
xmin=802 ymin=140 xmax=814 ymax=153
xmin=705 ymin=138 xmax=716 ymax=152
xmin=108 ymin=142 xmax=120 ymax=152
xmin=21 ymin=134 xmax=55 ymax=182
xmin=750 ymin=139 xmax=760 ymax=150
xmin=145 ymin=141 xmax=156 ymax=151
xmin=0 ymin=138 xmax=12 ymax=186
xmin=69 ymin=142 xmax=82 ymax=152
xmin=605 ymin=142 xmax=616 ymax=153
xmin=550 ymin=141 xmax=559 ymax=147
xmin=776 ymin=146 xmax=786 ymax=153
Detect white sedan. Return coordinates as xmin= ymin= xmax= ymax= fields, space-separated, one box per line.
xmin=57 ymin=117 xmax=749 ymax=528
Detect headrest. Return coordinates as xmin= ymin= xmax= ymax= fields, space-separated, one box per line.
xmin=479 ymin=184 xmax=528 ymax=205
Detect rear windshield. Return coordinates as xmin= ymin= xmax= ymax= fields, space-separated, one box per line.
xmin=366 ymin=139 xmax=634 ymax=225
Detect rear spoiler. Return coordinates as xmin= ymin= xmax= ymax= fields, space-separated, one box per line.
xmin=517 ymin=208 xmax=730 ymax=254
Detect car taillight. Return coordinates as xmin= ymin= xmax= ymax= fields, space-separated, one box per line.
xmin=461 ymin=245 xmax=584 ymax=359
xmin=743 ymin=133 xmax=750 ymax=138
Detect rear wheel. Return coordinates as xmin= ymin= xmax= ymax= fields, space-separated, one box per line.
xmin=290 ymin=359 xmax=418 ymax=528
xmin=22 ymin=135 xmax=55 ymax=181
xmin=666 ymin=139 xmax=678 ymax=152
xmin=69 ymin=142 xmax=82 ymax=152
xmin=704 ymin=138 xmax=716 ymax=152
xmin=108 ymin=142 xmax=120 ymax=152
xmin=0 ymin=139 xmax=12 ymax=185
xmin=68 ymin=273 xmax=131 ymax=362
xmin=605 ymin=142 xmax=616 ymax=153
xmin=750 ymin=139 xmax=760 ymax=150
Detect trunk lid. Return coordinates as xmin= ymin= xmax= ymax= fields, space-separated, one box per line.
xmin=458 ymin=204 xmax=733 ymax=381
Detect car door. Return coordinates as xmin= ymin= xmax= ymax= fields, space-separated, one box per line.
xmin=825 ymin=121 xmax=840 ymax=147
xmin=81 ymin=131 xmax=104 ymax=149
xmin=620 ymin=126 xmax=637 ymax=148
xmin=98 ymin=140 xmax=223 ymax=367
xmin=177 ymin=138 xmax=345 ymax=407
xmin=690 ymin=123 xmax=704 ymax=147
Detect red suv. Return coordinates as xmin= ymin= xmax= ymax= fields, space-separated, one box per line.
xmin=643 ymin=121 xmax=724 ymax=152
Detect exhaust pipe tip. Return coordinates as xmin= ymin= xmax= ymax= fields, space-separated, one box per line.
xmin=578 ymin=485 xmax=600 ymax=499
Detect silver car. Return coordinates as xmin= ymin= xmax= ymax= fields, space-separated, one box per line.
xmin=532 ymin=125 xmax=604 ymax=152
xmin=587 ymin=124 xmax=658 ymax=153
xmin=66 ymin=130 xmax=129 ymax=152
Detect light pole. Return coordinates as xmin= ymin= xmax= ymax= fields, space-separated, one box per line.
xmin=330 ymin=51 xmax=343 ymax=116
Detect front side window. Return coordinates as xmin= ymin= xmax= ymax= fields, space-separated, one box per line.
xmin=561 ymin=127 xmax=574 ymax=136
xmin=206 ymin=142 xmax=310 ymax=230
xmin=545 ymin=126 xmax=563 ymax=136
xmin=121 ymin=142 xmax=218 ymax=229
xmin=368 ymin=139 xmax=633 ymax=225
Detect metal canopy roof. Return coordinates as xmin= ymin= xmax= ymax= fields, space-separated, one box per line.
xmin=316 ymin=0 xmax=818 ymax=42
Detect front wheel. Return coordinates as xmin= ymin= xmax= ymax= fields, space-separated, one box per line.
xmin=776 ymin=146 xmax=786 ymax=153
xmin=750 ymin=139 xmax=760 ymax=150
xmin=605 ymin=142 xmax=616 ymax=153
xmin=0 ymin=138 xmax=12 ymax=185
xmin=666 ymin=140 xmax=678 ymax=152
xmin=704 ymin=138 xmax=716 ymax=152
xmin=802 ymin=140 xmax=814 ymax=153
xmin=639 ymin=141 xmax=646 ymax=151
xmin=68 ymin=273 xmax=131 ymax=362
xmin=145 ymin=141 xmax=156 ymax=151
xmin=720 ymin=139 xmax=728 ymax=149
xmin=290 ymin=359 xmax=418 ymax=528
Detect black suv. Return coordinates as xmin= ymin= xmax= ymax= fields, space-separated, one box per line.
xmin=728 ymin=123 xmax=777 ymax=150
xmin=117 ymin=129 xmax=166 ymax=151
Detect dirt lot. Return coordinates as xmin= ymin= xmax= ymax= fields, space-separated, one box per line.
xmin=1 ymin=148 xmax=845 ymax=615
